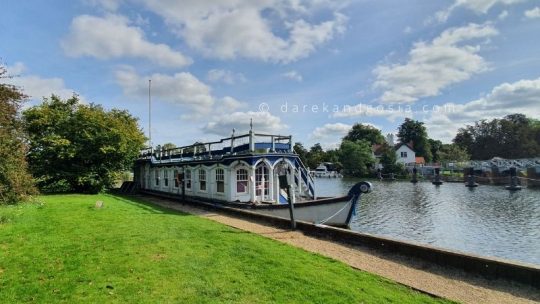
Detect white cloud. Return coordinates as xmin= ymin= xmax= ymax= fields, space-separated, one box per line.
xmin=203 ymin=111 xmax=286 ymax=136
xmin=115 ymin=66 xmax=213 ymax=113
xmin=373 ymin=23 xmax=498 ymax=103
xmin=115 ymin=67 xmax=249 ymax=116
xmin=425 ymin=77 xmax=540 ymax=142
xmin=62 ymin=14 xmax=192 ymax=67
xmin=433 ymin=0 xmax=524 ymax=23
xmin=282 ymin=70 xmax=303 ymax=82
xmin=139 ymin=1 xmax=347 ymax=63
xmin=498 ymin=10 xmax=509 ymax=19
xmin=310 ymin=123 xmax=351 ymax=139
xmin=524 ymin=7 xmax=540 ymax=18
xmin=4 ymin=62 xmax=79 ymax=102
xmin=207 ymin=69 xmax=246 ymax=84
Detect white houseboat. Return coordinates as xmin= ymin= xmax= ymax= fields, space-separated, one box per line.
xmin=134 ymin=131 xmax=371 ymax=227
xmin=312 ymin=163 xmax=342 ymax=178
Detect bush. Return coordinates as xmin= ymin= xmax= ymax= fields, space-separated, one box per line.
xmin=0 ymin=66 xmax=37 ymax=204
xmin=23 ymin=95 xmax=146 ymax=193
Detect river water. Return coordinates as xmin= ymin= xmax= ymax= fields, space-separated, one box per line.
xmin=314 ymin=178 xmax=540 ymax=266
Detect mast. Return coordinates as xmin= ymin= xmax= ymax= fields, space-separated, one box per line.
xmin=148 ymin=79 xmax=152 ymax=149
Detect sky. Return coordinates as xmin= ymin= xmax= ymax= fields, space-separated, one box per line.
xmin=1 ymin=0 xmax=540 ymax=149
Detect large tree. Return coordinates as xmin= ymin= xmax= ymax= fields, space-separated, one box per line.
xmin=305 ymin=143 xmax=325 ymax=169
xmin=343 ymin=123 xmax=385 ymax=145
xmin=23 ymin=95 xmax=146 ymax=193
xmin=0 ymin=66 xmax=36 ymax=204
xmin=397 ymin=118 xmax=432 ymax=162
xmin=293 ymin=142 xmax=308 ymax=165
xmin=338 ymin=140 xmax=374 ymax=177
xmin=453 ymin=114 xmax=540 ymax=159
xmin=379 ymin=144 xmax=404 ymax=175
xmin=428 ymin=138 xmax=443 ymax=163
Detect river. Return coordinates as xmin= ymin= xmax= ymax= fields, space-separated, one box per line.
xmin=314 ymin=178 xmax=540 ymax=266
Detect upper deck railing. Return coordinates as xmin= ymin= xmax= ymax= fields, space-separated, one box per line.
xmin=139 ymin=131 xmax=293 ymax=162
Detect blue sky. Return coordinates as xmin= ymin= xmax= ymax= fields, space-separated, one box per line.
xmin=2 ymin=0 xmax=540 ymax=149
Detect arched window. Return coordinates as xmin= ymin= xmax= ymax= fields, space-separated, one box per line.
xmin=199 ymin=169 xmax=206 ymax=191
xmin=236 ymin=169 xmax=248 ymax=193
xmin=164 ymin=170 xmax=169 ymax=187
xmin=155 ymin=169 xmax=159 ymax=186
xmin=216 ymin=168 xmax=225 ymax=193
xmin=255 ymin=165 xmax=269 ymax=196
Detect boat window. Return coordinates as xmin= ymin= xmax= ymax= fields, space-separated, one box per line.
xmin=155 ymin=169 xmax=159 ymax=186
xmin=216 ymin=168 xmax=224 ymax=193
xmin=236 ymin=169 xmax=248 ymax=193
xmin=185 ymin=169 xmax=191 ymax=189
xmin=173 ymin=169 xmax=179 ymax=188
xmin=164 ymin=170 xmax=169 ymax=187
xmin=255 ymin=165 xmax=269 ymax=196
xmin=199 ymin=169 xmax=206 ymax=191
xmin=401 ymin=151 xmax=407 ymax=158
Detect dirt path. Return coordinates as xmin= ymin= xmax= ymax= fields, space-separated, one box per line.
xmin=138 ymin=195 xmax=539 ymax=304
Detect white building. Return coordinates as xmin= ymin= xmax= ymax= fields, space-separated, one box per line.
xmin=394 ymin=143 xmax=416 ymax=165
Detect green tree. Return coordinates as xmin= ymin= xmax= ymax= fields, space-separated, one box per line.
xmin=306 ymin=143 xmax=324 ymax=169
xmin=438 ymin=144 xmax=470 ymax=163
xmin=23 ymin=95 xmax=146 ymax=193
xmin=379 ymin=144 xmax=404 ymax=175
xmin=343 ymin=123 xmax=385 ymax=145
xmin=428 ymin=139 xmax=443 ymax=163
xmin=338 ymin=140 xmax=374 ymax=177
xmin=397 ymin=118 xmax=432 ymax=162
xmin=0 ymin=66 xmax=36 ymax=204
xmin=293 ymin=142 xmax=308 ymax=165
xmin=161 ymin=143 xmax=177 ymax=151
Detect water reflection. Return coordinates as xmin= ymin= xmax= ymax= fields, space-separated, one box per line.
xmin=314 ymin=178 xmax=540 ymax=265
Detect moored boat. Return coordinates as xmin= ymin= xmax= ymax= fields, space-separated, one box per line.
xmin=133 ymin=130 xmax=371 ymax=227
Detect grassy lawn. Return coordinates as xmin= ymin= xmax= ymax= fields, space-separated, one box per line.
xmin=0 ymin=194 xmax=451 ymax=303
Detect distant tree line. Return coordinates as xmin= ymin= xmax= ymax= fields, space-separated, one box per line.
xmin=453 ymin=114 xmax=540 ymax=160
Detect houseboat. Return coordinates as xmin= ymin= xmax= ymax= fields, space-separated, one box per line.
xmin=133 ymin=131 xmax=371 ymax=227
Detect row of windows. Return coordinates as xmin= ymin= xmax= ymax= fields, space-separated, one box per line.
xmin=152 ymin=168 xmax=249 ymax=194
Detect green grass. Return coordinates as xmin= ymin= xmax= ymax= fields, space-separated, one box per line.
xmin=0 ymin=194 xmax=452 ymax=303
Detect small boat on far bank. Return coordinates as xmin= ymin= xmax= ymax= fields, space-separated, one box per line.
xmin=133 ymin=131 xmax=371 ymax=227
xmin=311 ymin=163 xmax=343 ymax=178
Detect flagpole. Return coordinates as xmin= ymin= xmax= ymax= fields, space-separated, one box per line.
xmin=148 ymin=79 xmax=152 ymax=149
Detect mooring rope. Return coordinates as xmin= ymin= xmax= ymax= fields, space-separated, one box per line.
xmin=317 ymin=199 xmax=353 ymax=225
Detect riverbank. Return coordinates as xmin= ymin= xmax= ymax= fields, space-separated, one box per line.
xmin=138 ymin=193 xmax=539 ymax=304
xmin=0 ymin=194 xmax=448 ymax=303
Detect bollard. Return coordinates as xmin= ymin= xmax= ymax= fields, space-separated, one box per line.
xmin=505 ymin=167 xmax=522 ymax=191
xmin=279 ymin=175 xmax=296 ymax=230
xmin=432 ymin=167 xmax=443 ymax=185
xmin=411 ymin=167 xmax=418 ymax=183
xmin=465 ymin=167 xmax=478 ymax=187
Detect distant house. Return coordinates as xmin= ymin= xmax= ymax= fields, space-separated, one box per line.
xmin=395 ymin=143 xmax=416 ymax=165
xmin=415 ymin=156 xmax=426 ymax=165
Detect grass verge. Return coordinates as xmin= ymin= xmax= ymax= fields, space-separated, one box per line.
xmin=0 ymin=194 xmax=453 ymax=303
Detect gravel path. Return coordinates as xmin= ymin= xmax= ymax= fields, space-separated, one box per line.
xmin=138 ymin=195 xmax=539 ymax=304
